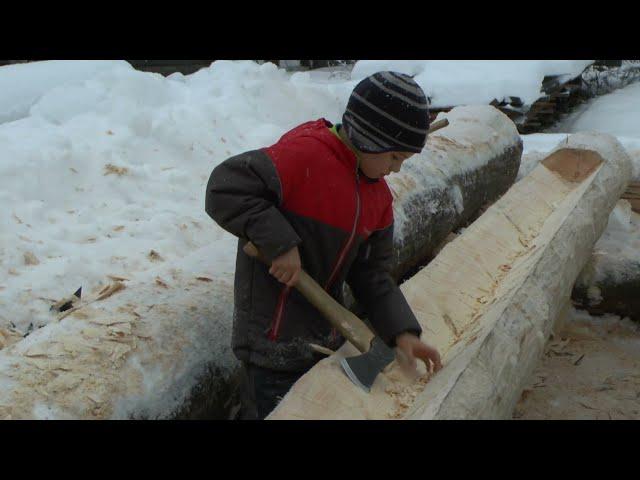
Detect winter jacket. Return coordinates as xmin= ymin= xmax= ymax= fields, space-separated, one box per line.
xmin=205 ymin=119 xmax=422 ymax=372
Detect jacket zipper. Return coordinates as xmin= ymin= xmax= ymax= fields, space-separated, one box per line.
xmin=326 ymin=169 xmax=361 ymax=342
xmin=269 ymin=168 xmax=361 ymax=343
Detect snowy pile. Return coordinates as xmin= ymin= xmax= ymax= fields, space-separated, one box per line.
xmin=351 ymin=60 xmax=593 ymax=108
xmin=587 ymin=200 xmax=640 ymax=286
xmin=0 ymin=60 xmax=353 ymax=335
xmin=0 ymin=61 xmax=129 ymax=124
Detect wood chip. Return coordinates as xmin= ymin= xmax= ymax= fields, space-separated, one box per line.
xmin=112 ymin=225 xmax=125 ymax=232
xmin=24 ymin=251 xmax=40 ymax=266
xmin=442 ymin=313 xmax=459 ymax=337
xmin=196 ymin=277 xmax=213 ymax=282
xmin=155 ymin=277 xmax=169 ymax=289
xmin=107 ymin=275 xmax=130 ymax=282
xmin=104 ymin=164 xmax=129 ymax=176
xmin=148 ymin=250 xmax=164 ymax=262
xmin=95 ymin=282 xmax=126 ymax=301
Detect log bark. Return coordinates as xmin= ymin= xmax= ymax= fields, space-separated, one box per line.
xmin=572 ymin=272 xmax=640 ymax=322
xmin=268 ymin=133 xmax=632 ymax=420
xmin=572 ymin=199 xmax=640 ymax=322
xmin=389 ymin=106 xmax=522 ymax=280
xmin=0 ymin=106 xmax=523 ymax=420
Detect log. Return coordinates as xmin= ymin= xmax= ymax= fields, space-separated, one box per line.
xmin=267 ymin=133 xmax=632 ymax=420
xmin=389 ymin=105 xmax=522 ymax=280
xmin=572 ymin=199 xmax=640 ymax=322
xmin=0 ymin=106 xmax=522 ymax=420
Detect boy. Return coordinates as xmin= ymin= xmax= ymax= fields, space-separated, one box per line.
xmin=206 ymin=71 xmax=442 ymax=419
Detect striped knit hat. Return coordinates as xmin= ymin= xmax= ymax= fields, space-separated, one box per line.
xmin=342 ymin=71 xmax=430 ymax=154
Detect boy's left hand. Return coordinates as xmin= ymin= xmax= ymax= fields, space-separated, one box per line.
xmin=395 ymin=332 xmax=443 ymax=376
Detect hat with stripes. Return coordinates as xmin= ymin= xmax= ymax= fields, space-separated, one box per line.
xmin=342 ymin=71 xmax=430 ymax=154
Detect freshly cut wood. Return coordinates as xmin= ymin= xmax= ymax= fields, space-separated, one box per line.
xmin=0 ymin=106 xmax=523 ymax=420
xmin=268 ymin=133 xmax=632 ymax=420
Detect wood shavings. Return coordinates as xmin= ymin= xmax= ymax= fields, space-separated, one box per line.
xmin=148 ymin=250 xmax=164 ymax=262
xmin=103 ymin=164 xmax=129 ymax=176
xmin=107 ymin=275 xmax=129 ymax=282
xmin=442 ymin=313 xmax=460 ymax=337
xmin=385 ymin=373 xmax=433 ymax=419
xmin=96 ymin=281 xmax=126 ymax=301
xmin=0 ymin=328 xmax=23 ymax=350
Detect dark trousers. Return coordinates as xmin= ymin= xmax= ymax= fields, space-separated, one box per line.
xmin=239 ymin=362 xmax=310 ymax=420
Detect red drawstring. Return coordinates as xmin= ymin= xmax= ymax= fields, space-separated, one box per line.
xmin=267 ymin=286 xmax=291 ymax=341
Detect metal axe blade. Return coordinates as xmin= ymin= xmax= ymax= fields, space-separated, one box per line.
xmin=340 ymin=337 xmax=396 ymax=392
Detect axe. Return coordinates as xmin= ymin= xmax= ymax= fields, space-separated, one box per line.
xmin=243 ymin=242 xmax=396 ymax=392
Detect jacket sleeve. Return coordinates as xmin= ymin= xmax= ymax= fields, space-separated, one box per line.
xmin=346 ymin=223 xmax=422 ymax=347
xmin=205 ymin=149 xmax=301 ymax=262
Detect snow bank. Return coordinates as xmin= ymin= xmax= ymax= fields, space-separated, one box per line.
xmin=351 ymin=61 xmax=594 ymax=108
xmin=0 ymin=60 xmax=354 ymax=335
xmin=0 ymin=61 xmax=130 ymax=124
xmin=581 ymin=200 xmax=640 ymax=285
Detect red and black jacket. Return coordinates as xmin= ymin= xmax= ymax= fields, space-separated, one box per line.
xmin=206 ymin=119 xmax=422 ymax=372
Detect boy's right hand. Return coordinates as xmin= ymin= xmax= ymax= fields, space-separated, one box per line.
xmin=269 ymin=246 xmax=301 ymax=287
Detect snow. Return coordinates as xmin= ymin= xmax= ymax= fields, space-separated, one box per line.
xmin=0 ymin=61 xmax=129 ymax=124
xmin=521 ymin=79 xmax=640 ymax=181
xmin=555 ymin=82 xmax=640 ymax=138
xmin=351 ymin=60 xmax=593 ymax=108
xmin=515 ymin=306 xmax=640 ymax=420
xmin=0 ymin=60 xmax=352 ymax=335
xmin=586 ymin=199 xmax=640 ymax=285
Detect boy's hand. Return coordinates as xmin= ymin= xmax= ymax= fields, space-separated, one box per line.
xmin=395 ymin=332 xmax=443 ymax=376
xmin=269 ymin=246 xmax=301 ymax=287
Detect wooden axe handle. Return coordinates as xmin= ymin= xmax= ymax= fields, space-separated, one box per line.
xmin=428 ymin=118 xmax=449 ymax=133
xmin=242 ymin=242 xmax=374 ymax=353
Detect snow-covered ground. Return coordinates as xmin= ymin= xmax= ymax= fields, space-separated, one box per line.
xmin=514 ymin=306 xmax=640 ymax=420
xmin=0 ymin=60 xmax=352 ymax=335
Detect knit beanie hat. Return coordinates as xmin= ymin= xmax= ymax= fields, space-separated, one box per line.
xmin=342 ymin=71 xmax=430 ymax=154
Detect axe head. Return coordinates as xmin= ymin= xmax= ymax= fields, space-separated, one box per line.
xmin=340 ymin=337 xmax=396 ymax=393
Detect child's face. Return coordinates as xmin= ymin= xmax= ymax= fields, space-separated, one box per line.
xmin=359 ymin=151 xmax=414 ymax=179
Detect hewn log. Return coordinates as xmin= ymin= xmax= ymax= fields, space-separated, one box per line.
xmin=0 ymin=106 xmax=523 ymax=420
xmin=268 ymin=133 xmax=631 ymax=420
